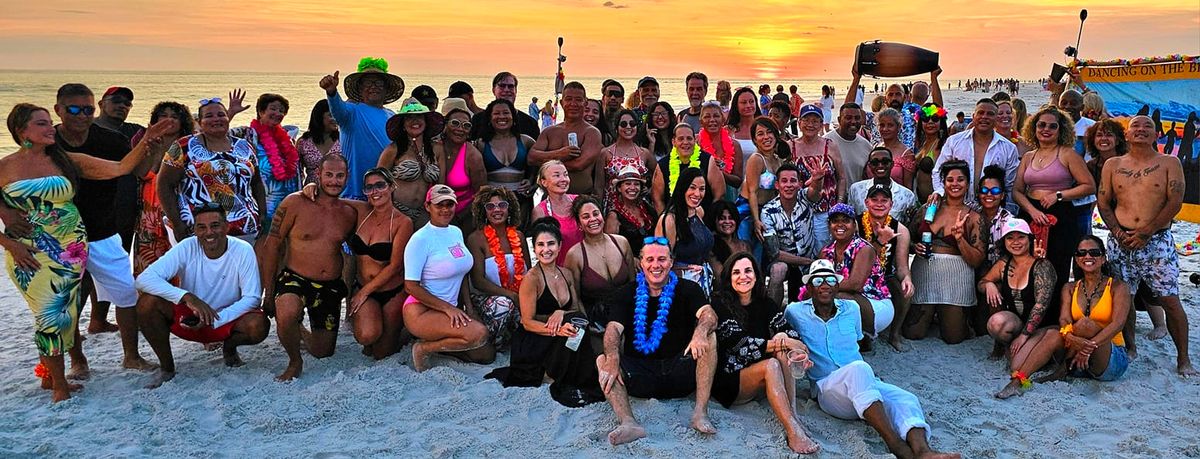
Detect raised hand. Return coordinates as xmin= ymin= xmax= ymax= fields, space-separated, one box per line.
xmin=227 ymin=88 xmax=249 ymax=119
xmin=1033 ymin=239 xmax=1047 ymax=259
xmin=320 ymin=71 xmax=341 ymax=94
xmin=804 ymin=163 xmax=826 ymax=189
xmin=142 ymin=117 xmax=180 ymax=146
xmin=949 ymin=210 xmax=968 ymax=240
xmin=873 ymin=218 xmax=896 ymax=243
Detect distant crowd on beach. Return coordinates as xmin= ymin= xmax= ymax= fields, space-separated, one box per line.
xmin=2 ymin=53 xmax=1192 ymax=457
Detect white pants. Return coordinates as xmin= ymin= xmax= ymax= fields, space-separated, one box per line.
xmin=868 ymin=298 xmax=895 ymax=338
xmin=815 ymin=360 xmax=931 ymax=442
xmin=85 ymin=234 xmax=138 ymax=308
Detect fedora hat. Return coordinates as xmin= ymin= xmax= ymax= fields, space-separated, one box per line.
xmin=801 ymin=259 xmax=844 ymax=285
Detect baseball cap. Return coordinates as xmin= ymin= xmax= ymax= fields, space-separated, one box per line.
xmin=799 ymin=104 xmax=822 ymax=120
xmin=103 ymin=86 xmax=133 ymax=100
xmin=412 ymin=85 xmax=438 ymax=105
xmin=1000 ymin=218 xmax=1032 ymax=238
xmin=867 ymin=183 xmax=892 ymax=199
xmin=638 ymin=76 xmax=658 ymax=88
xmin=448 ymin=81 xmax=474 ymax=98
xmin=828 ymin=203 xmax=856 ymax=219
xmin=426 ymin=184 xmax=457 ymax=205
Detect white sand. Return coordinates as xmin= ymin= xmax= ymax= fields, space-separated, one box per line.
xmin=4 ymin=88 xmax=1200 ymax=458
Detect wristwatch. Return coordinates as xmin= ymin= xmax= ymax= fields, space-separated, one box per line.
xmin=1056 ymin=191 xmax=1063 ymax=202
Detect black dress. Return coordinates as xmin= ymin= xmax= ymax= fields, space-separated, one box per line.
xmin=485 ymin=268 xmax=604 ymax=407
xmin=711 ymin=294 xmax=800 ymax=408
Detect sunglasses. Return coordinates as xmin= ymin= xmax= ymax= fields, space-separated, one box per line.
xmin=809 ymin=275 xmax=839 ymax=287
xmin=484 ymin=201 xmax=510 ymax=211
xmin=447 ymin=119 xmax=473 ymax=130
xmin=199 ymin=97 xmax=223 ymax=107
xmin=618 ymin=120 xmax=638 ymax=128
xmin=64 ymin=105 xmax=96 ymax=116
xmin=1036 ymin=122 xmax=1059 ymax=130
xmin=363 ymin=182 xmax=390 ymax=193
xmin=869 ymin=158 xmax=893 ymax=166
xmin=979 ymin=186 xmax=1004 ymax=195
xmin=1074 ymin=248 xmax=1105 ymax=258
xmin=643 ymin=236 xmax=669 ymax=246
xmin=606 ymin=90 xmax=624 ymax=98
xmin=920 ymin=116 xmax=943 ymax=122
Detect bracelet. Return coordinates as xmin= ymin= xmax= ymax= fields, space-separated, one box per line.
xmin=1059 ymin=324 xmax=1074 ymax=336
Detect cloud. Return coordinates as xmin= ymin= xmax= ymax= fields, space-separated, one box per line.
xmin=602 ymin=1 xmax=627 ymax=8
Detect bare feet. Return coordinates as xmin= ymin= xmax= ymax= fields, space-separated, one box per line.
xmin=1148 ymin=326 xmax=1168 ymax=340
xmin=361 ymin=344 xmax=374 ymax=357
xmin=122 ymin=356 xmax=159 ymax=371
xmin=145 ymin=371 xmax=175 ymax=389
xmin=87 ymin=321 xmax=119 ymax=334
xmin=276 ymin=361 xmax=303 ymax=381
xmin=1177 ymin=360 xmax=1198 ymax=377
xmin=67 ymin=363 xmax=91 ymax=381
xmin=885 ymin=439 xmax=915 ymax=459
xmin=1127 ymin=346 xmax=1138 ymax=360
xmin=608 ymin=422 xmax=647 ymax=445
xmin=888 ymin=334 xmax=908 ymax=353
xmin=412 ymin=341 xmax=432 ymax=372
xmin=786 ymin=425 xmax=821 ymax=454
xmin=994 ymin=380 xmax=1024 ymax=399
xmin=203 ymin=342 xmax=223 ymax=352
xmin=858 ymin=338 xmax=874 ymax=353
xmin=52 ymin=389 xmax=72 ymax=402
xmin=41 ymin=378 xmax=83 ymax=392
xmin=223 ymin=348 xmax=245 ymax=368
xmin=690 ymin=413 xmax=717 ymax=435
xmin=916 ymin=451 xmax=962 ymax=459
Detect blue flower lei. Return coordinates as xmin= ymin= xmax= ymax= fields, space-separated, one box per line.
xmin=633 ymin=271 xmax=677 ymax=355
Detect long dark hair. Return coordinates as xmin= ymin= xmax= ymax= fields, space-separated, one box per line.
xmin=149 ymin=101 xmax=195 ymax=141
xmin=705 ymin=200 xmax=741 ymax=262
xmin=473 ymin=98 xmax=520 ymax=142
xmin=300 ymin=99 xmax=337 ymax=144
xmin=586 ymin=98 xmax=613 ymax=145
xmin=665 ymin=167 xmax=705 ymax=245
xmin=726 ymin=87 xmax=759 ymax=129
xmin=7 ymin=103 xmax=80 ymax=186
xmin=914 ymin=102 xmax=949 ymax=151
xmin=636 ymin=101 xmax=675 ymax=158
xmin=389 ymin=115 xmax=437 ymax=164
xmin=711 ymin=251 xmax=766 ymax=323
xmin=751 ymin=116 xmax=790 ymax=159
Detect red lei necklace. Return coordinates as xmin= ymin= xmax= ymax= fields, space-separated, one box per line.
xmin=485 ymin=225 xmax=526 ymax=291
xmin=615 ymin=199 xmax=651 ymax=230
xmin=251 ymin=119 xmax=300 ymax=181
xmin=699 ymin=127 xmax=736 ymax=174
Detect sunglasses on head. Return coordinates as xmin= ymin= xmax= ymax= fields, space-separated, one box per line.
xmin=643 ymin=236 xmax=669 ymax=246
xmin=64 ymin=105 xmax=96 ymax=116
xmin=809 ymin=275 xmax=839 ymax=287
xmin=363 ymin=181 xmax=390 ymax=193
xmin=484 ymin=201 xmax=509 ymax=211
xmin=869 ymin=158 xmax=893 ymax=166
xmin=447 ymin=119 xmax=473 ymax=130
xmin=199 ymin=97 xmax=223 ymax=107
xmin=1036 ymin=122 xmax=1059 ymax=130
xmin=618 ymin=120 xmax=638 ymax=128
xmin=979 ymin=186 xmax=1004 ymax=195
xmin=1074 ymin=248 xmax=1104 ymax=258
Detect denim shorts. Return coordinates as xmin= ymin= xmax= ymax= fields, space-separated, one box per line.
xmin=1070 ymin=344 xmax=1128 ymax=382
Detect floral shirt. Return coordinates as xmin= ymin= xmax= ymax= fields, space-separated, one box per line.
xmin=900 ymin=102 xmax=920 ymax=151
xmin=296 ymin=136 xmax=342 ymax=185
xmin=163 ymin=135 xmax=260 ymax=236
xmin=821 ymin=237 xmax=890 ymax=300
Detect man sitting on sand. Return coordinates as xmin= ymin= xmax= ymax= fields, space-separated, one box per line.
xmin=1096 ymin=115 xmax=1196 ymax=375
xmin=260 ymin=153 xmax=358 ymax=381
xmin=786 ymin=260 xmax=959 ymax=459
xmin=595 ymin=238 xmax=718 ymax=445
xmin=135 ymin=202 xmax=268 ymax=388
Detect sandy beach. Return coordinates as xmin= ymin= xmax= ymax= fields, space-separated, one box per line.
xmin=3 ymin=87 xmax=1200 ymax=458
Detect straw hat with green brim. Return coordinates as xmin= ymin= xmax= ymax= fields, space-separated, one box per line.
xmin=386 ymin=101 xmax=445 ymax=142
xmin=344 ymin=57 xmax=405 ymax=104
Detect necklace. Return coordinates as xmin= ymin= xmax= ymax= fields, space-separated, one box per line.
xmin=633 ymin=272 xmax=677 ymax=355
xmin=667 ymin=145 xmax=701 ymax=194
xmin=484 ymin=225 xmax=526 ymax=291
xmin=861 ymin=213 xmax=893 ymax=267
xmin=1079 ymin=276 xmax=1107 ymax=316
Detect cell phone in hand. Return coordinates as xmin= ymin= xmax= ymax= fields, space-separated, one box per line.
xmin=567 ymin=132 xmax=579 ymax=148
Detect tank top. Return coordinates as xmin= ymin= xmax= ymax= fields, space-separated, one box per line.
xmin=1072 ymin=278 xmax=1124 ymax=346
xmin=1024 ymin=150 xmax=1073 ymax=192
xmin=579 ymin=235 xmax=632 ymax=321
xmin=999 ymin=258 xmax=1037 ymax=320
xmin=537 ymin=195 xmax=581 ymax=265
xmin=856 ymin=214 xmax=899 ymax=278
xmin=734 ymin=138 xmax=757 ymax=168
xmin=484 ymin=253 xmax=516 ymax=286
xmin=794 ymin=139 xmax=838 ymax=212
xmin=657 ymin=152 xmax=715 ymax=208
xmin=673 ymin=214 xmax=714 ymax=266
xmin=535 ymin=264 xmax=573 ymax=316
xmin=445 ymin=143 xmax=474 ymax=214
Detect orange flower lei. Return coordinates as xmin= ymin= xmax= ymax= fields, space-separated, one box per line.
xmin=485 ymin=225 xmax=526 ymax=291
xmin=34 ymin=362 xmax=49 ymax=379
xmin=861 ymin=213 xmax=893 ymax=268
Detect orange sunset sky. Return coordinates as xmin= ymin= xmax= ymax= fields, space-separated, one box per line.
xmin=1 ymin=1 xmax=1197 ymax=79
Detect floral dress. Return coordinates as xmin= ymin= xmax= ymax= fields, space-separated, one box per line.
xmin=3 ymin=176 xmax=88 ymax=356
xmin=821 ymin=237 xmax=890 ymax=300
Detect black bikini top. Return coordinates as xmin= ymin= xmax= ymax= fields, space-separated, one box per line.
xmin=350 ymin=208 xmax=395 ymax=263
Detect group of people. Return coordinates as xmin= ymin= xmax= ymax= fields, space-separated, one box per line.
xmin=1 ymin=55 xmax=1192 ymax=457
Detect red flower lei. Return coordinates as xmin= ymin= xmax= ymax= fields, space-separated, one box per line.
xmin=699 ymin=127 xmax=736 ymax=174
xmin=485 ymin=225 xmax=526 ymax=291
xmin=251 ymin=119 xmax=299 ymax=182
xmin=614 ymin=199 xmax=651 ymax=231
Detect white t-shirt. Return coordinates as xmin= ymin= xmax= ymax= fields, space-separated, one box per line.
xmin=135 ymin=236 xmax=261 ymax=328
xmin=404 ymin=223 xmax=474 ymax=305
xmin=824 ymin=130 xmax=873 ymax=184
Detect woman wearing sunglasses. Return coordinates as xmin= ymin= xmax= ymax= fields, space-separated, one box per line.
xmin=345 ymin=168 xmax=414 ymax=360
xmin=159 ymin=97 xmax=266 ymax=244
xmin=466 ymin=186 xmax=529 ymax=349
xmin=598 ymin=109 xmax=654 ymax=210
xmin=912 ymin=103 xmax=949 ymax=205
xmin=1012 ymin=106 xmax=1095 ymax=302
xmin=994 ymin=236 xmax=1129 ymax=398
xmin=436 ymin=99 xmax=486 ymax=233
xmin=972 ymin=165 xmax=1016 ymax=335
xmin=710 ymin=252 xmax=819 ymax=454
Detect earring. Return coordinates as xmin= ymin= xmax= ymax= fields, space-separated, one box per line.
xmin=21 ymin=139 xmax=33 ymax=149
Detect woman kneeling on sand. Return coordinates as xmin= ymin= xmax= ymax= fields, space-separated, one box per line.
xmin=995 ymin=236 xmax=1129 ymax=398
xmin=403 ymin=185 xmax=495 ymax=371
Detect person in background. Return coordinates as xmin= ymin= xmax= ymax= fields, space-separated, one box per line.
xmin=529 ymin=82 xmax=604 ymax=197
xmin=650 ymin=123 xmax=725 ymax=213
xmin=94 ymin=86 xmax=144 ymax=141
xmin=411 ymin=85 xmax=439 ymax=112
xmin=913 ymin=104 xmax=951 ymax=204
xmin=437 ymin=98 xmax=487 ymax=232
xmin=788 ymin=104 xmax=846 ymax=250
xmin=875 ymin=109 xmax=915 ymax=190
xmin=598 ymin=110 xmax=655 ymax=210
xmin=758 ymin=84 xmax=772 ymax=116
xmin=529 ymin=97 xmax=540 ymax=119
xmin=706 ymin=200 xmax=751 ymax=279
xmin=600 ymin=79 xmax=625 ymax=130
xmin=131 ymin=102 xmax=194 ymax=277
xmin=448 ymin=81 xmax=481 ymax=114
xmin=633 ymin=76 xmax=660 ymax=119
xmin=296 ymin=99 xmax=341 ymax=185
xmin=377 ymin=101 xmax=443 ymax=228
xmin=530 ymin=160 xmax=581 ymax=263
xmin=715 ymin=80 xmax=733 ymax=113
xmin=540 ymin=100 xmax=555 ymax=129
xmin=585 ymin=98 xmax=614 ymax=146
xmin=604 ymin=166 xmax=656 ymax=257
xmin=677 ymin=72 xmax=708 ymax=132
xmin=788 ymin=85 xmax=805 ymax=136
xmin=636 ymin=101 xmax=677 ymax=162
xmin=930 ymin=99 xmax=1020 ymax=213
xmin=848 ymin=147 xmax=917 ymax=225
xmin=469 ymin=71 xmax=540 ymax=140
xmin=319 ymin=57 xmax=404 ymax=200
xmin=824 ymin=103 xmax=871 ymax=184
xmin=728 ymin=87 xmax=761 ymax=164
xmin=948 ymin=112 xmax=967 ymax=135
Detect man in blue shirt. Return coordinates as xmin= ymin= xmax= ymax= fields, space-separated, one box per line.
xmin=528 ymin=97 xmax=539 ymax=118
xmin=319 ymin=57 xmax=403 ymax=200
xmin=786 ymin=260 xmax=959 ymax=459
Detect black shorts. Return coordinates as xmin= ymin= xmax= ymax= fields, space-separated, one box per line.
xmin=275 ymin=269 xmax=348 ymax=331
xmin=621 ymin=353 xmax=697 ymax=399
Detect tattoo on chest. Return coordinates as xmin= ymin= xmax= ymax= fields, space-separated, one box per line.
xmin=1115 ymin=164 xmax=1161 ymax=180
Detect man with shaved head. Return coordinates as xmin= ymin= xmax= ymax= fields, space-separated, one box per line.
xmin=848 ymin=67 xmax=942 ymax=150
xmin=1096 ymin=115 xmax=1195 ymax=376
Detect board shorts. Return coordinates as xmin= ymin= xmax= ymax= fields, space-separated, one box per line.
xmin=1107 ymin=229 xmax=1179 ymax=297
xmin=274 ymin=268 xmax=348 ymax=331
